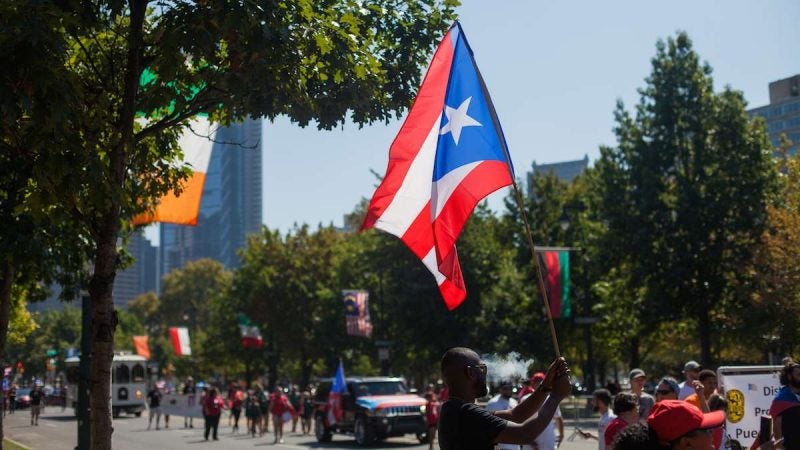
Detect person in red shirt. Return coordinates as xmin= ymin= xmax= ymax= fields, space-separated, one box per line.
xmin=203 ymin=387 xmax=225 ymax=441
xmin=270 ymin=387 xmax=294 ymax=444
xmin=424 ymin=392 xmax=439 ymax=450
xmin=604 ymin=392 xmax=639 ymax=447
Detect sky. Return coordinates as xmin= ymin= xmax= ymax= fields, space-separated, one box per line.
xmin=147 ymin=0 xmax=800 ymax=243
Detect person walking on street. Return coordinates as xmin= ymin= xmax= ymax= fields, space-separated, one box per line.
xmin=289 ymin=385 xmax=301 ymax=433
xmin=256 ymin=385 xmax=269 ymax=435
xmin=578 ymin=389 xmax=616 ymax=450
xmin=424 ymin=391 xmax=440 ymax=450
xmin=244 ymin=389 xmax=261 ymax=438
xmin=183 ymin=377 xmax=196 ymax=428
xmin=147 ymin=384 xmax=163 ymax=430
xmin=300 ymin=391 xmax=313 ymax=435
xmin=437 ymin=347 xmax=572 ymax=450
xmin=229 ymin=385 xmax=244 ymax=433
xmin=29 ymin=384 xmax=43 ymax=426
xmin=203 ymin=387 xmax=225 ymax=441
xmin=270 ymin=386 xmax=294 ymax=444
xmin=8 ymin=385 xmax=16 ymax=415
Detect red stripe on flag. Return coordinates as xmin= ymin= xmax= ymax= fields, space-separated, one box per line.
xmin=432 ymin=160 xmax=512 ymax=268
xmin=361 ymin=30 xmax=457 ymax=230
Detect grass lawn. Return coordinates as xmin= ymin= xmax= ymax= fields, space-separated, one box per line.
xmin=4 ymin=438 xmax=28 ymax=450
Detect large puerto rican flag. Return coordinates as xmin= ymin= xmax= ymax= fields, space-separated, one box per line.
xmin=327 ymin=360 xmax=347 ymax=425
xmin=362 ymin=22 xmax=514 ymax=310
xmin=169 ymin=327 xmax=192 ymax=356
xmin=132 ymin=117 xmax=216 ymax=226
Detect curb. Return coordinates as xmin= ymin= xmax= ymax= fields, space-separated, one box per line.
xmin=5 ymin=437 xmax=32 ymax=450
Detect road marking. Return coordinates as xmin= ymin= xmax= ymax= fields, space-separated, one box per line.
xmin=5 ymin=437 xmax=32 ymax=450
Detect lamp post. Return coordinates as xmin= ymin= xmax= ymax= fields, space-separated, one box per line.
xmin=560 ymin=205 xmax=596 ymax=391
xmin=365 ymin=270 xmax=391 ymax=376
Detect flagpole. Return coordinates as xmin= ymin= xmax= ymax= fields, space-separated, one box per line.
xmin=463 ymin=24 xmax=561 ymax=357
xmin=506 ymin=176 xmax=562 ymax=358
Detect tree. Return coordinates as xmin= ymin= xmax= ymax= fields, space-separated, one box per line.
xmin=2 ymin=0 xmax=458 ymax=446
xmin=593 ymin=32 xmax=774 ymax=366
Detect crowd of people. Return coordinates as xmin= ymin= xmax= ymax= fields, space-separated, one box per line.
xmin=435 ymin=348 xmax=799 ymax=450
xmin=146 ymin=378 xmax=316 ymax=443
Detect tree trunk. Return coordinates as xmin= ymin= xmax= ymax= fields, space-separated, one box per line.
xmin=0 ymin=260 xmax=16 ymax=450
xmin=88 ymin=0 xmax=146 ymax=447
xmin=89 ymin=216 xmax=120 ymax=450
xmin=698 ymin=306 xmax=712 ymax=368
xmin=628 ymin=336 xmax=641 ymax=369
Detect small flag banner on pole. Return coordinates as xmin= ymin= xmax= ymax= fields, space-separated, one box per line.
xmin=537 ymin=250 xmax=571 ymax=318
xmin=169 ymin=327 xmax=192 ymax=356
xmin=342 ymin=290 xmax=373 ymax=338
xmin=133 ymin=335 xmax=151 ymax=359
xmin=327 ymin=360 xmax=346 ymax=425
xmin=238 ymin=313 xmax=263 ymax=348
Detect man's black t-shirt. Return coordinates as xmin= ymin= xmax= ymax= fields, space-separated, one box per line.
xmin=148 ymin=389 xmax=161 ymax=408
xmin=30 ymin=389 xmax=42 ymax=406
xmin=438 ymin=399 xmax=507 ymax=450
xmin=780 ymin=405 xmax=800 ymax=450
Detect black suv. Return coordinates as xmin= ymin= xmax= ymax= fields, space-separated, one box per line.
xmin=314 ymin=376 xmax=428 ymax=446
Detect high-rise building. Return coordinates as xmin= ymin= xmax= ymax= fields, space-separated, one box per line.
xmin=160 ymin=118 xmax=263 ymax=280
xmin=29 ymin=230 xmax=157 ymax=312
xmin=113 ymin=231 xmax=158 ymax=307
xmin=748 ymin=74 xmax=800 ymax=154
xmin=529 ymin=155 xmax=589 ymax=192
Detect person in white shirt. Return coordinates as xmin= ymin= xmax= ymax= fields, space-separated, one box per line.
xmin=521 ymin=373 xmax=563 ymax=450
xmin=579 ymin=389 xmax=616 ymax=450
xmin=678 ymin=361 xmax=701 ymax=400
xmin=486 ymin=381 xmax=520 ymax=450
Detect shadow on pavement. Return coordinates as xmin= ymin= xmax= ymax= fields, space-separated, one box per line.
xmin=288 ymin=439 xmax=424 ymax=449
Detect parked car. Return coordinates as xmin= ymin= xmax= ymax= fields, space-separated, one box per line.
xmin=15 ymin=388 xmax=31 ymax=409
xmin=313 ymin=376 xmax=427 ymax=446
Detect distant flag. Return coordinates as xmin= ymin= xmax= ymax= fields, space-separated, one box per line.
xmin=169 ymin=327 xmax=192 ymax=356
xmin=327 ymin=360 xmax=346 ymax=425
xmin=538 ymin=250 xmax=572 ymax=318
xmin=131 ymin=116 xmax=216 ymax=226
xmin=342 ymin=290 xmax=373 ymax=338
xmin=238 ymin=314 xmax=264 ymax=348
xmin=133 ymin=335 xmax=151 ymax=360
xmin=3 ymin=367 xmax=10 ymax=378
xmin=65 ymin=348 xmax=79 ymax=358
xmin=362 ymin=22 xmax=514 ymax=310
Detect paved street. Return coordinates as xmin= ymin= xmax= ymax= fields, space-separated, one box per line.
xmin=5 ymin=409 xmax=598 ymax=450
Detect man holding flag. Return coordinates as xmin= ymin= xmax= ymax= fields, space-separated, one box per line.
xmin=328 ymin=360 xmax=347 ymax=426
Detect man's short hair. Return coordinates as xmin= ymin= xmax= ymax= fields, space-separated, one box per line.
xmin=698 ymin=369 xmax=716 ymax=382
xmin=610 ymin=422 xmax=660 ymax=450
xmin=593 ymin=388 xmax=612 ymax=407
xmin=612 ymin=392 xmax=639 ymax=415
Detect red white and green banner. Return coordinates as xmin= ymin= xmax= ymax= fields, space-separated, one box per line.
xmin=537 ymin=250 xmax=571 ymax=318
xmin=238 ymin=313 xmax=263 ymax=348
xmin=169 ymin=327 xmax=192 ymax=356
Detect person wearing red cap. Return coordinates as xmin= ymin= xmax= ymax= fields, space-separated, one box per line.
xmin=646 ymin=400 xmax=724 ymax=449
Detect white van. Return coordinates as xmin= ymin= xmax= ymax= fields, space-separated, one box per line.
xmin=65 ymin=352 xmax=147 ymax=418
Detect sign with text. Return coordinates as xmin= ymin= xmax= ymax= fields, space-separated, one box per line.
xmin=160 ymin=393 xmax=204 ymax=418
xmin=717 ymin=366 xmax=782 ymax=449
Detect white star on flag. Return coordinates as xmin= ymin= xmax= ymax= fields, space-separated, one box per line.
xmin=440 ymin=97 xmax=482 ymax=145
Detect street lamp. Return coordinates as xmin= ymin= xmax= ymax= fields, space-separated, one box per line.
xmin=560 ymin=205 xmax=596 ymax=391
